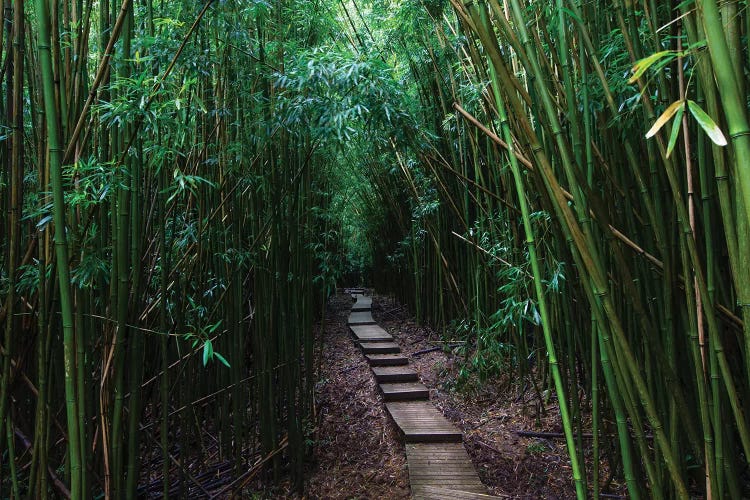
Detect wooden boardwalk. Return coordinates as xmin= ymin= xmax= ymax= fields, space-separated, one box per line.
xmin=351 ymin=295 xmax=373 ymax=311
xmin=347 ymin=310 xmax=377 ymax=325
xmin=386 ymin=401 xmax=462 ymax=442
xmin=347 ymin=293 xmax=496 ymax=499
xmin=407 ymin=443 xmax=493 ymax=498
xmin=350 ymin=324 xmax=394 ymax=342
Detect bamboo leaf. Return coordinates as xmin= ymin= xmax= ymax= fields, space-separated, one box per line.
xmin=683 ymin=39 xmax=707 ymax=54
xmin=687 ymin=100 xmax=728 ymax=146
xmin=645 ymin=100 xmax=684 ymax=139
xmin=193 ymin=94 xmax=208 ymax=114
xmin=36 ymin=214 xmax=53 ymax=230
xmin=628 ymin=50 xmax=674 ymax=83
xmin=666 ymin=106 xmax=685 ymax=158
xmin=559 ymin=7 xmax=583 ymax=23
xmin=214 ymin=352 xmax=231 ymax=368
xmin=202 ymin=340 xmax=211 ymax=366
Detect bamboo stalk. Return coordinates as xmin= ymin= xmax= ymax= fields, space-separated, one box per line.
xmin=469 ymin=4 xmax=584 ymax=495
xmin=33 ymin=0 xmax=84 ymax=495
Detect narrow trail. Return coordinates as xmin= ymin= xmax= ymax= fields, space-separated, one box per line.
xmin=301 ymin=291 xmax=588 ymax=499
xmin=346 ymin=290 xmax=498 ymax=499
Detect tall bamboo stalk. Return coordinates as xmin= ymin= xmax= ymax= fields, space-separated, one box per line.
xmin=33 ymin=0 xmax=84 ymax=496
xmin=471 ymin=4 xmax=584 ymax=495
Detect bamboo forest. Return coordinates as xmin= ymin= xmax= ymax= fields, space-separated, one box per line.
xmin=1 ymin=0 xmax=750 ymax=498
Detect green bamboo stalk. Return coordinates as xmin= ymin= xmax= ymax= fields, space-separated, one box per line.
xmin=0 ymin=0 xmax=23 ymax=453
xmin=159 ymin=156 xmax=171 ymax=499
xmin=578 ymin=27 xmax=601 ymax=497
xmin=33 ymin=0 xmax=84 ymax=495
xmin=124 ymin=17 xmax=147 ymax=492
xmin=696 ymin=1 xmax=750 ymax=303
xmin=74 ymin=287 xmax=89 ymax=500
xmin=678 ymin=232 xmax=716 ymax=497
xmin=466 ymin=4 xmax=585 ymax=497
xmin=6 ymin=418 xmax=20 ymax=498
xmin=125 ymin=147 xmax=145 ymax=500
xmin=110 ymin=4 xmax=134 ymax=496
xmin=695 ymin=76 xmax=726 ymax=496
xmin=29 ymin=88 xmax=51 ymax=499
xmin=478 ymin=17 xmax=685 ymax=497
xmin=590 ymin=322 xmax=600 ymax=497
xmin=29 ymin=252 xmax=50 ymax=500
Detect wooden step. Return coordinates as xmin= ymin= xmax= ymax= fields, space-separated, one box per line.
xmin=411 ymin=485 xmax=497 ymax=499
xmin=347 ymin=311 xmax=376 ymax=325
xmin=351 ymin=296 xmax=372 ymax=311
xmin=380 ymin=382 xmax=429 ymax=401
xmin=406 ymin=444 xmax=490 ymax=498
xmin=372 ymin=366 xmax=419 ymax=383
xmin=366 ymin=354 xmax=409 ymax=366
xmin=386 ymin=401 xmax=462 ymax=443
xmin=350 ymin=325 xmax=393 ymax=343
xmin=354 ymin=332 xmax=394 ymax=343
xmin=360 ymin=342 xmax=400 ymax=354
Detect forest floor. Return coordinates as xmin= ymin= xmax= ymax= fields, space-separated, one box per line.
xmin=254 ymin=291 xmax=626 ymax=499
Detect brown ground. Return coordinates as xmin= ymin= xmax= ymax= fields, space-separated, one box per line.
xmin=261 ymin=291 xmax=622 ymax=499
xmin=299 ymin=292 xmax=411 ymax=499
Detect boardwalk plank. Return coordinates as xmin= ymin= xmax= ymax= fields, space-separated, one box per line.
xmin=354 ymin=334 xmax=394 ymax=343
xmin=351 ymin=296 xmax=372 ymax=311
xmin=350 ymin=324 xmax=388 ymax=335
xmin=360 ymin=342 xmax=400 ymax=354
xmin=349 ymin=325 xmax=393 ymax=343
xmin=380 ymin=382 xmax=429 ymax=401
xmin=365 ymin=354 xmax=409 ymax=366
xmin=386 ymin=401 xmax=462 ymax=442
xmin=411 ymin=486 xmax=500 ymax=499
xmin=347 ymin=311 xmax=376 ymax=325
xmin=372 ymin=366 xmax=418 ymax=382
xmin=406 ymin=444 xmax=490 ymax=498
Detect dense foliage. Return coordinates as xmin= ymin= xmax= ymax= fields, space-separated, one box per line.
xmin=0 ymin=0 xmax=381 ymax=497
xmin=355 ymin=0 xmax=750 ymax=498
xmin=2 ymin=0 xmax=750 ymax=498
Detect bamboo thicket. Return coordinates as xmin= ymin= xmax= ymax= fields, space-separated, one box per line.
xmin=0 ymin=0 xmax=347 ymax=497
xmin=352 ymin=1 xmax=750 ymax=497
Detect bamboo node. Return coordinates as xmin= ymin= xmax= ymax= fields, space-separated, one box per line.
xmin=729 ymin=130 xmax=750 ymax=140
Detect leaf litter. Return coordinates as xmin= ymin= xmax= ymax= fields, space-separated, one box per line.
xmin=254 ymin=292 xmax=624 ymax=499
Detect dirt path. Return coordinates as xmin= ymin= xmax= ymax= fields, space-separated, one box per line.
xmin=266 ymin=292 xmax=620 ymax=499
xmin=296 ymin=292 xmax=410 ymax=499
